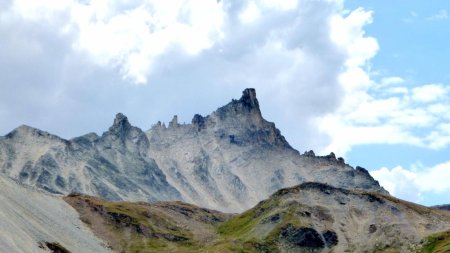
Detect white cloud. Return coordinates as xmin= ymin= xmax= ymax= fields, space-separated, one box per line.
xmin=425 ymin=123 xmax=450 ymax=150
xmin=261 ymin=0 xmax=298 ymax=11
xmin=380 ymin=76 xmax=405 ymax=87
xmin=371 ymin=161 xmax=450 ymax=203
xmin=330 ymin=7 xmax=378 ymax=68
xmin=371 ymin=166 xmax=421 ymax=202
xmin=384 ymin=86 xmax=408 ymax=95
xmin=0 ymin=0 xmax=379 ymax=150
xmin=427 ymin=9 xmax=448 ymax=21
xmin=411 ymin=83 xmax=449 ymax=103
xmin=239 ymin=2 xmax=261 ymax=24
xmin=2 ymin=0 xmax=450 ymax=168
xmin=318 ymin=78 xmax=450 ymax=155
xmin=9 ymin=0 xmax=226 ymax=84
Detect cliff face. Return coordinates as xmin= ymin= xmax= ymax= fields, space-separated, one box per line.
xmin=0 ymin=115 xmax=181 ymax=203
xmin=146 ymin=88 xmax=387 ymax=212
xmin=0 ymin=88 xmax=386 ymax=212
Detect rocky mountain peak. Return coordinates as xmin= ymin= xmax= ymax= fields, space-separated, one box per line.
xmin=108 ymin=113 xmax=132 ymax=137
xmin=1 ymin=88 xmax=390 ymax=213
xmin=215 ymin=88 xmax=262 ymax=120
xmin=6 ymin=124 xmax=63 ymax=141
xmin=102 ymin=113 xmax=151 ymax=153
xmin=191 ymin=114 xmax=206 ymax=131
xmin=240 ymin=88 xmax=259 ymax=110
xmin=168 ymin=115 xmax=179 ymax=128
xmin=113 ymin=113 xmax=131 ymax=129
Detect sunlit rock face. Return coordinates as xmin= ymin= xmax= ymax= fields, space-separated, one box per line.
xmin=0 ymin=88 xmax=387 ymax=212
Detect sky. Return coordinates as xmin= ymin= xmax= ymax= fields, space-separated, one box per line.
xmin=0 ymin=0 xmax=449 ymax=206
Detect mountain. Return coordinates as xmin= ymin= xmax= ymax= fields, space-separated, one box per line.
xmin=0 ymin=88 xmax=386 ymax=212
xmin=1 ymin=88 xmax=449 ymax=253
xmin=64 ymin=183 xmax=450 ymax=253
xmin=433 ymin=204 xmax=450 ymax=211
xmin=2 ymin=171 xmax=448 ymax=253
xmin=0 ymin=174 xmax=111 ymax=253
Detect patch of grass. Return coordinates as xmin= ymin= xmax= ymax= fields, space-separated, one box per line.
xmin=65 ymin=195 xmax=201 ymax=252
xmin=217 ymin=198 xmax=278 ymax=238
xmin=201 ymin=238 xmax=271 ymax=253
xmin=421 ymin=230 xmax=450 ymax=253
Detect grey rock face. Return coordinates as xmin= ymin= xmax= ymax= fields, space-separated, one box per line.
xmin=0 ymin=115 xmax=181 ymax=204
xmin=0 ymin=88 xmax=387 ymax=212
xmin=145 ymin=89 xmax=387 ymax=212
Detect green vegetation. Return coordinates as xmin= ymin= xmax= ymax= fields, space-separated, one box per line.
xmin=103 ymin=202 xmax=195 ymax=251
xmin=218 ymin=199 xmax=271 ymax=238
xmin=65 ymin=193 xmax=450 ymax=253
xmin=215 ymin=199 xmax=312 ymax=253
xmin=421 ymin=230 xmax=450 ymax=253
xmin=65 ymin=195 xmax=203 ymax=253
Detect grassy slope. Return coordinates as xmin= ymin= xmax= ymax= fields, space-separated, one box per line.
xmin=64 ymin=187 xmax=450 ymax=253
xmin=64 ymin=194 xmax=228 ymax=252
xmin=421 ymin=230 xmax=450 ymax=253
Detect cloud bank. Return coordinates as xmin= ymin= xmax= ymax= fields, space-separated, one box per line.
xmin=371 ymin=161 xmax=450 ymax=204
xmin=0 ymin=0 xmax=372 ymax=151
xmin=319 ymin=80 xmax=450 ymax=155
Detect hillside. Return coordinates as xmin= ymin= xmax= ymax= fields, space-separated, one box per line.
xmin=0 ymin=174 xmax=111 ymax=253
xmin=65 ymin=183 xmax=450 ymax=253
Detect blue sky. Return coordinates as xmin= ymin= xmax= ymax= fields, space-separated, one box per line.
xmin=344 ymin=1 xmax=450 ymax=205
xmin=0 ymin=0 xmax=449 ymax=206
xmin=347 ymin=1 xmax=450 ymax=84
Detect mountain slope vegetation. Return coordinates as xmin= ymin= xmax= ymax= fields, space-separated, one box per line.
xmin=64 ymin=183 xmax=450 ymax=253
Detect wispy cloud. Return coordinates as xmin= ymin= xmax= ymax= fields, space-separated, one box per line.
xmin=402 ymin=10 xmax=418 ymax=23
xmin=318 ymin=80 xmax=450 ymax=155
xmin=427 ymin=9 xmax=448 ymax=21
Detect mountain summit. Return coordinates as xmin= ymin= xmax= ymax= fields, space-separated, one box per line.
xmin=0 ymin=88 xmax=386 ymax=212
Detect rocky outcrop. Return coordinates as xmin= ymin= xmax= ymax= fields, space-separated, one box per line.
xmin=0 ymin=88 xmax=387 ymax=212
xmin=216 ymin=182 xmax=450 ymax=252
xmin=144 ymin=89 xmax=387 ymax=211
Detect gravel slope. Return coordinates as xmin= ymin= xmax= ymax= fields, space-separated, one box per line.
xmin=0 ymin=175 xmax=111 ymax=253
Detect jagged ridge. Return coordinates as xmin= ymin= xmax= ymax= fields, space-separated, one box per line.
xmin=0 ymin=88 xmax=387 ymax=212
